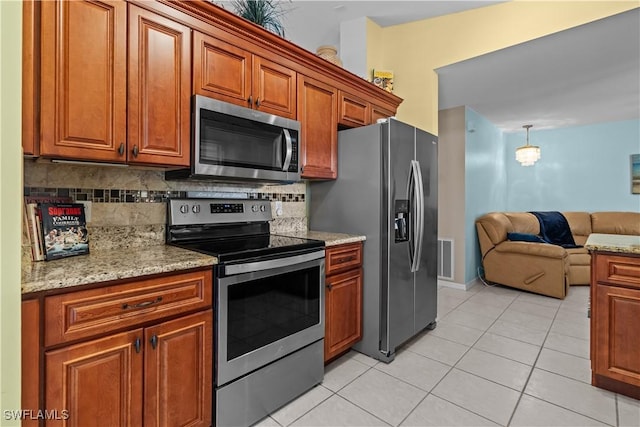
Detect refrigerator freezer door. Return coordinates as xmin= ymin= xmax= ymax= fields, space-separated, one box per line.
xmin=381 ymin=119 xmax=419 ymax=358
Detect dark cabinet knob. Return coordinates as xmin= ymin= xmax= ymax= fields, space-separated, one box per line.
xmin=134 ymin=337 xmax=141 ymax=354
xmin=247 ymin=96 xmax=253 ymax=106
xmin=118 ymin=142 xmax=125 ymax=156
xmin=255 ymin=98 xmax=261 ymax=107
xmin=132 ymin=145 xmax=139 ymax=157
xmin=150 ymin=335 xmax=158 ymax=350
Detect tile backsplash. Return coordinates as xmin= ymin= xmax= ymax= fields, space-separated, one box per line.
xmin=23 ymin=160 xmax=308 ymax=256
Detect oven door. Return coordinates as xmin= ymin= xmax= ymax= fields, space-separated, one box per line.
xmin=216 ymin=250 xmax=325 ymax=386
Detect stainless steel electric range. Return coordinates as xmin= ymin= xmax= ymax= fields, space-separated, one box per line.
xmin=166 ymin=198 xmax=325 ymax=427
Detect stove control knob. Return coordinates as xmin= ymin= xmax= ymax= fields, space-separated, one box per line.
xmin=260 ymin=205 xmax=266 ymax=212
xmin=192 ymin=204 xmax=200 ymax=214
xmin=251 ymin=204 xmax=259 ymax=212
xmin=179 ymin=204 xmax=189 ymax=214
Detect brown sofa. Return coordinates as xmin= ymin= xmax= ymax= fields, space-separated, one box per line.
xmin=475 ymin=211 xmax=640 ymax=299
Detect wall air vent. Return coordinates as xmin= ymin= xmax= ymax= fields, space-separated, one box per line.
xmin=437 ymin=238 xmax=454 ymax=280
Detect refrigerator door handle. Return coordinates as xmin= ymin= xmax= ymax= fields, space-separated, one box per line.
xmin=413 ymin=160 xmax=425 ymax=272
xmin=408 ymin=160 xmax=423 ymax=272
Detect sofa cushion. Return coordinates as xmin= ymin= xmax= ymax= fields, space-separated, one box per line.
xmin=507 ymin=232 xmax=545 ymax=243
xmin=476 ymin=212 xmax=512 ymax=245
xmin=591 ymin=212 xmax=640 ymax=235
xmin=563 ymin=212 xmax=592 ymax=238
xmin=566 ymin=247 xmax=590 ymax=266
xmin=505 ymin=212 xmax=540 ymax=234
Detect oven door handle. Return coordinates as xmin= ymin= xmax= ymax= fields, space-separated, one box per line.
xmin=224 ymin=250 xmax=325 ymax=276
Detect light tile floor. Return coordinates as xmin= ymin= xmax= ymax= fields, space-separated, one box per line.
xmin=255 ymin=284 xmax=640 ymax=426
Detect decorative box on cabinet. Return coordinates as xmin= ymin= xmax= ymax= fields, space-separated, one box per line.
xmin=39 ymin=268 xmax=213 ymax=427
xmin=193 ymin=31 xmax=297 ymax=119
xmin=324 ymin=242 xmax=363 ymax=362
xmin=590 ymin=251 xmax=640 ymax=400
xmin=297 ymin=75 xmax=338 ymax=180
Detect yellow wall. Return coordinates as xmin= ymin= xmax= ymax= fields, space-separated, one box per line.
xmin=371 ymin=1 xmax=639 ymax=134
xmin=0 ymin=0 xmax=23 ymax=422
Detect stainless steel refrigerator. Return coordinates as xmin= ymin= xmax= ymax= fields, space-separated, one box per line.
xmin=309 ymin=118 xmax=438 ymax=363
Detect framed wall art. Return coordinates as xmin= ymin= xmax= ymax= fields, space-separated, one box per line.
xmin=632 ymin=154 xmax=640 ymax=194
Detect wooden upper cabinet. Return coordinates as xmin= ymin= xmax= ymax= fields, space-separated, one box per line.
xmin=193 ymin=31 xmax=251 ymax=107
xmin=40 ymin=0 xmax=127 ymax=162
xmin=371 ymin=104 xmax=395 ymax=124
xmin=128 ymin=5 xmax=191 ymax=167
xmin=338 ymin=91 xmax=370 ymax=128
xmin=22 ymin=0 xmax=39 ymax=156
xmin=194 ymin=31 xmax=296 ymax=119
xmin=297 ymin=75 xmax=338 ymax=179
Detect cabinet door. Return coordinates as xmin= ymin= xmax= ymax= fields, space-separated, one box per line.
xmin=128 ymin=5 xmax=191 ymax=167
xmin=593 ymin=283 xmax=640 ymax=388
xmin=22 ymin=0 xmax=39 ymax=156
xmin=22 ymin=299 xmax=40 ymax=427
xmin=297 ymin=75 xmax=338 ymax=179
xmin=144 ymin=311 xmax=213 ymax=427
xmin=40 ymin=0 xmax=127 ymax=162
xmin=371 ymin=104 xmax=395 ymax=124
xmin=46 ymin=329 xmax=144 ymax=427
xmin=193 ymin=31 xmax=252 ymax=108
xmin=338 ymin=91 xmax=370 ymax=128
xmin=325 ymin=268 xmax=363 ymax=361
xmin=253 ymin=56 xmax=296 ymax=119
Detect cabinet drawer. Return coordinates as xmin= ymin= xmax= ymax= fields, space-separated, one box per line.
xmin=45 ymin=269 xmax=212 ymax=347
xmin=326 ymin=242 xmax=362 ymax=275
xmin=595 ymin=253 xmax=640 ymax=289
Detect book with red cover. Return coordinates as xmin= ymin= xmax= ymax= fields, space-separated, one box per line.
xmin=39 ymin=203 xmax=89 ymax=260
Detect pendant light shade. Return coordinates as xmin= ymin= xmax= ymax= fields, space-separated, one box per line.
xmin=515 ymin=124 xmax=540 ymax=166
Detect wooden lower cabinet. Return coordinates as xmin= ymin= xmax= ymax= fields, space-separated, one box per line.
xmin=324 ymin=242 xmax=363 ymax=362
xmin=22 ymin=299 xmax=41 ymax=427
xmin=45 ymin=311 xmax=212 ymax=427
xmin=590 ymin=251 xmax=640 ymax=399
xmin=46 ymin=329 xmax=144 ymax=427
xmin=144 ymin=311 xmax=213 ymax=427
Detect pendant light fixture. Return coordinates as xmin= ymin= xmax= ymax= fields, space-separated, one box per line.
xmin=515 ymin=124 xmax=541 ymax=166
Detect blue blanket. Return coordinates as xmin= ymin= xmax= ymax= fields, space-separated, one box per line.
xmin=529 ymin=211 xmax=582 ymax=248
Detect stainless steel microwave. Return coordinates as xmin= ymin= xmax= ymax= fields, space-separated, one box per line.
xmin=166 ymin=95 xmax=301 ymax=183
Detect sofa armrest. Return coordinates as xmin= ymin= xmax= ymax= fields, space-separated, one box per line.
xmin=495 ymin=241 xmax=567 ymax=258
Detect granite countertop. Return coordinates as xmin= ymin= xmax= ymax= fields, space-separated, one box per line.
xmin=22 ymin=230 xmax=365 ymax=294
xmin=279 ymin=230 xmax=366 ymax=247
xmin=22 ymin=245 xmax=217 ymax=294
xmin=585 ymin=233 xmax=640 ymax=255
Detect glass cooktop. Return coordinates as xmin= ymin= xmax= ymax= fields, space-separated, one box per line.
xmin=171 ymin=234 xmax=324 ymax=263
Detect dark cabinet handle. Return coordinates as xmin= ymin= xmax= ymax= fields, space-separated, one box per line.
xmin=122 ymin=296 xmax=162 ymax=310
xmin=118 ymin=142 xmax=125 ymax=156
xmin=134 ymin=337 xmax=141 ymax=354
xmin=247 ymin=96 xmax=253 ymax=106
xmin=326 ymin=284 xmax=333 ymax=291
xmin=150 ymin=335 xmax=158 ymax=350
xmin=337 ymin=256 xmax=356 ymax=264
xmin=255 ymin=97 xmax=261 ymax=107
xmin=132 ymin=145 xmax=139 ymax=157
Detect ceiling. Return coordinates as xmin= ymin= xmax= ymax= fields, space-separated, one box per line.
xmin=436 ymin=8 xmax=640 ymax=132
xmin=218 ymin=2 xmax=640 ymax=133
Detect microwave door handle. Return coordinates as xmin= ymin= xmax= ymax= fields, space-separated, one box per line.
xmin=282 ymin=129 xmax=293 ymax=171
